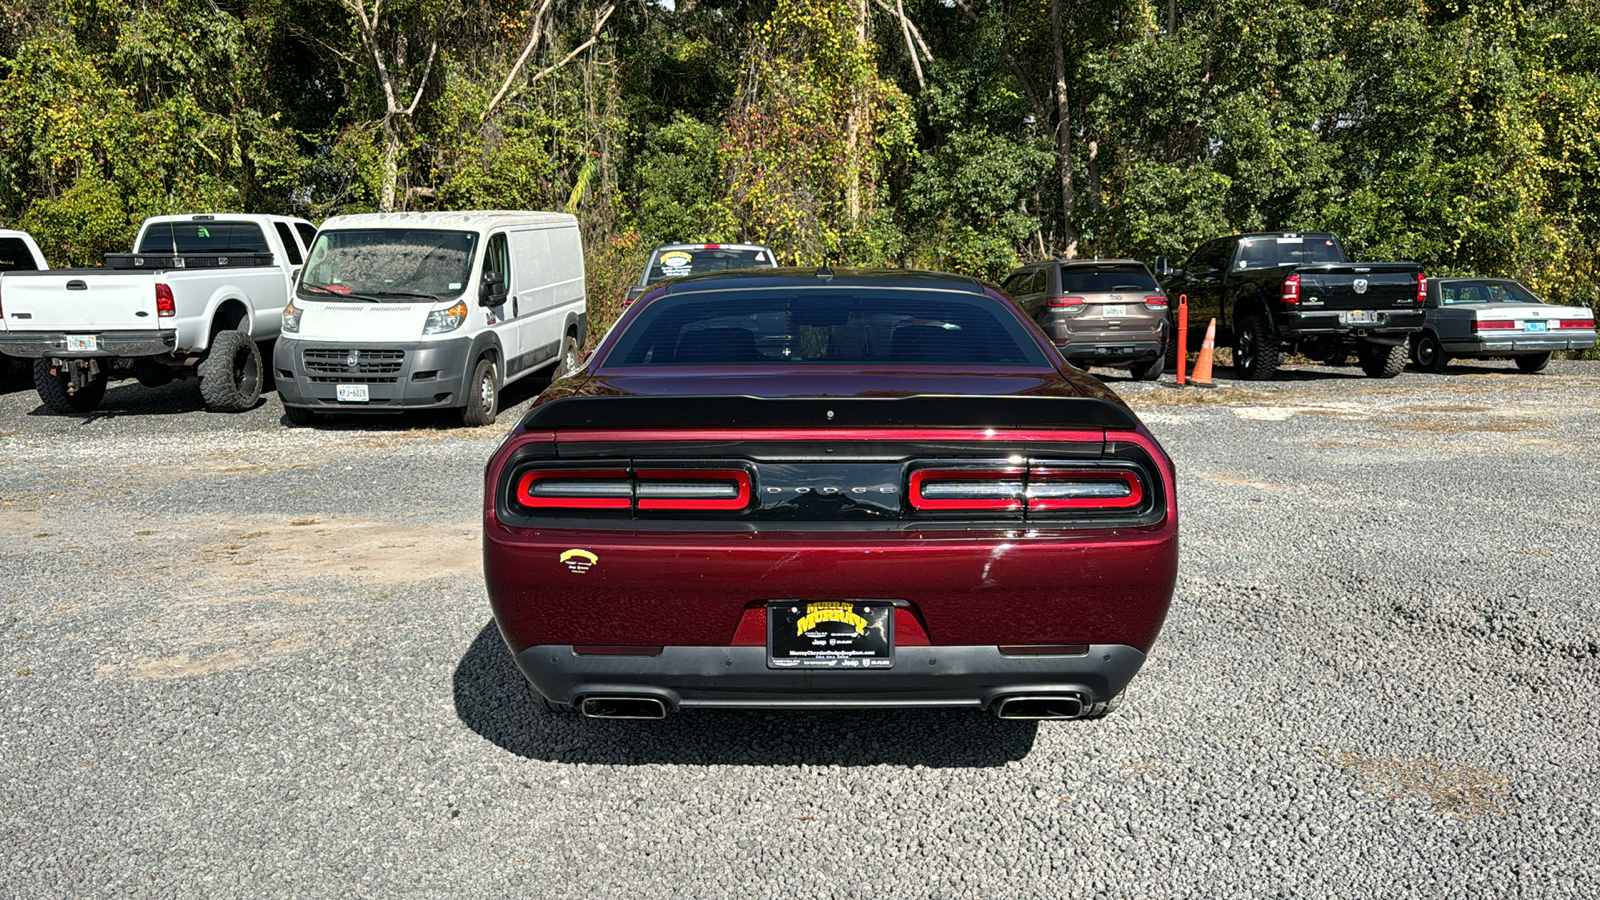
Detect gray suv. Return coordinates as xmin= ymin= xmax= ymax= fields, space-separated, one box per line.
xmin=1001 ymin=259 xmax=1169 ymax=380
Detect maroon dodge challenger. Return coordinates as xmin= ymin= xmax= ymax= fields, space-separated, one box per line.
xmin=483 ymin=268 xmax=1177 ymax=720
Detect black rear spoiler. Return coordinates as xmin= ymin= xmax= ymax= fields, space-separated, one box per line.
xmin=522 ymin=394 xmax=1139 ymax=430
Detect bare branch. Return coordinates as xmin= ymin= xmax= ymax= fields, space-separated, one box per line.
xmin=484 ymin=2 xmax=616 ymax=122
xmin=403 ymin=39 xmax=438 ymax=116
xmin=949 ymin=0 xmax=1043 ymax=116
xmin=481 ymin=0 xmax=558 ymax=124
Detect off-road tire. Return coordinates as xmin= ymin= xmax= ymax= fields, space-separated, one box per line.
xmin=33 ymin=359 xmax=107 ymax=414
xmin=461 ymin=356 xmax=499 ymax=427
xmin=1514 ymin=352 xmax=1552 ymax=373
xmin=1358 ymin=341 xmax=1406 ymax=378
xmin=198 ymin=329 xmax=263 ymax=412
xmin=1164 ymin=334 xmax=1180 ymax=371
xmin=282 ymin=405 xmax=319 ymax=427
xmin=1412 ymin=331 xmax=1448 ymax=374
xmin=1130 ymin=355 xmax=1164 ymax=382
xmin=1233 ymin=315 xmax=1281 ymax=381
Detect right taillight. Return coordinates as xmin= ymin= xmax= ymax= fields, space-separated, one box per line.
xmin=1417 ymin=273 xmax=1428 ymax=304
xmin=1280 ymin=274 xmax=1300 ymax=305
xmin=1047 ymin=296 xmax=1086 ymax=310
xmin=1142 ymin=295 xmax=1168 ymax=311
xmin=909 ymin=464 xmax=1145 ymax=515
xmin=156 ymin=283 xmax=176 ymax=317
xmin=1557 ymin=318 xmax=1595 ymax=329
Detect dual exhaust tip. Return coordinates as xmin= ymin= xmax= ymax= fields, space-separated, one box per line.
xmin=992 ymin=694 xmax=1087 ymax=720
xmin=576 ymin=693 xmax=1089 ymax=720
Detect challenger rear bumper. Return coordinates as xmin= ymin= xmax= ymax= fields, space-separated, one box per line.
xmin=513 ymin=643 xmax=1146 ymax=710
xmin=0 ymin=330 xmax=177 ymax=359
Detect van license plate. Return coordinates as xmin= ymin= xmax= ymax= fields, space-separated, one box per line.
xmin=65 ymin=335 xmax=98 ymax=352
xmin=1100 ymin=305 xmax=1126 ymax=318
xmin=336 ymin=384 xmax=369 ymax=402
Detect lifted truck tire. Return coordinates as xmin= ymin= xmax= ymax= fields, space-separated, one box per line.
xmin=33 ymin=359 xmax=107 ymax=414
xmin=461 ymin=356 xmax=499 ymax=427
xmin=1233 ymin=315 xmax=1281 ymax=381
xmin=1514 ymin=352 xmax=1552 ymax=373
xmin=199 ymin=329 xmax=263 ymax=412
xmin=1358 ymin=341 xmax=1407 ymax=378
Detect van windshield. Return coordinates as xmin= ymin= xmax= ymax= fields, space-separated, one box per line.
xmin=300 ymin=229 xmax=479 ymax=301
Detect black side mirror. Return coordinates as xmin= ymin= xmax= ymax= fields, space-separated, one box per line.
xmin=480 ymin=270 xmax=507 ymax=307
xmin=1154 ymin=256 xmax=1170 ymax=277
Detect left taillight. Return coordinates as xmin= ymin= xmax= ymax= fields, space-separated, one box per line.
xmin=156 ymin=283 xmax=176 ymax=317
xmin=510 ymin=466 xmax=751 ymax=514
xmin=1417 ymin=273 xmax=1428 ymax=305
xmin=1143 ymin=295 xmax=1168 ymax=311
xmin=909 ymin=463 xmax=1146 ymax=516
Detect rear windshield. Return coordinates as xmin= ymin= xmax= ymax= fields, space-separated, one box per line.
xmin=137 ymin=221 xmax=271 ymax=255
xmin=1059 ymin=266 xmax=1158 ymax=294
xmin=603 ymin=289 xmax=1050 ymax=367
xmin=1441 ymin=281 xmax=1539 ymax=305
xmin=0 ymin=237 xmax=40 ymax=271
xmin=1235 ymin=236 xmax=1344 ymax=270
xmin=646 ymin=247 xmax=774 ymax=285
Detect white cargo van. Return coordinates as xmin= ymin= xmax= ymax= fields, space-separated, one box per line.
xmin=274 ymin=211 xmax=587 ymax=427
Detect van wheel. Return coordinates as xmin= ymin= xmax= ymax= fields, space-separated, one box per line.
xmin=461 ymin=356 xmax=499 ymax=427
xmin=283 ymin=405 xmax=319 ymax=427
xmin=199 ymin=329 xmax=263 ymax=412
xmin=556 ymin=330 xmax=581 ymax=378
xmin=33 ymin=359 xmax=107 ymax=414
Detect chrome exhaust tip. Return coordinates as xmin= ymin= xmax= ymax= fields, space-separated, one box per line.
xmin=994 ymin=694 xmax=1086 ymax=720
xmin=579 ymin=696 xmax=668 ymax=720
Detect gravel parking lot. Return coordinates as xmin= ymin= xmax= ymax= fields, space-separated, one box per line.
xmin=2 ymin=359 xmax=1597 ymax=897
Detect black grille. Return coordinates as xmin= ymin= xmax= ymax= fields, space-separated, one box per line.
xmin=303 ymin=348 xmax=404 ymax=383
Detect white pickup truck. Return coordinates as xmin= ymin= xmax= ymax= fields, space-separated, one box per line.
xmin=0 ymin=228 xmax=50 ymax=382
xmin=0 ymin=214 xmax=317 ymax=413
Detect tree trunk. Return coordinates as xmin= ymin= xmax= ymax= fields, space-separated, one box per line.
xmin=380 ymin=122 xmax=400 ymax=212
xmin=1049 ymin=0 xmax=1078 ymax=258
xmin=843 ymin=0 xmax=869 ymax=223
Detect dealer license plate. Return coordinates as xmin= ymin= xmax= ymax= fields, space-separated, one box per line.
xmin=1524 ymin=320 xmax=1547 ymax=332
xmin=336 ymin=384 xmax=370 ymax=402
xmin=1342 ymin=310 xmax=1376 ymax=325
xmin=1100 ymin=305 xmax=1126 ymax=318
xmin=768 ymin=601 xmax=894 ymax=669
xmin=65 ymin=335 xmax=98 ymax=352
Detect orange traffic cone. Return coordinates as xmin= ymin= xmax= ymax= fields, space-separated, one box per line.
xmin=1189 ymin=319 xmax=1217 ymax=387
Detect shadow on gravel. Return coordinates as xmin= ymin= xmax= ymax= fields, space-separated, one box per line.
xmin=284 ymin=370 xmax=554 ymax=431
xmin=23 ymin=379 xmax=271 ymax=418
xmin=453 ymin=622 xmax=1039 ymax=767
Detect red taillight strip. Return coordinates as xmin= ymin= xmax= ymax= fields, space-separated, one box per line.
xmin=1280 ymin=274 xmax=1300 ymax=305
xmin=1048 ymin=296 xmax=1086 ymax=309
xmin=909 ymin=468 xmax=1027 ymax=511
xmin=515 ymin=468 xmax=632 ymax=509
xmin=1026 ymin=469 xmax=1143 ymax=511
xmin=1417 ymin=273 xmax=1428 ymax=305
xmin=1557 ymin=319 xmax=1595 ymax=329
xmin=556 ymin=427 xmax=1105 ymax=445
xmin=634 ymin=469 xmax=752 ymax=511
xmin=1472 ymin=320 xmax=1515 ymax=332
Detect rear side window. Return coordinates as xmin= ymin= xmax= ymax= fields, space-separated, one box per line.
xmin=1059 ymin=266 xmax=1157 ymax=294
xmin=646 ymin=247 xmax=773 ymax=285
xmin=295 ymin=222 xmax=318 ymax=249
xmin=0 ymin=237 xmax=40 ymax=271
xmin=603 ymin=289 xmax=1051 ymax=367
xmin=137 ymin=221 xmax=271 ymax=254
xmin=273 ymin=222 xmax=303 ymax=265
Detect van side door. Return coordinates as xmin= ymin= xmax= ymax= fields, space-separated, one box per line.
xmin=507 ymin=228 xmax=561 ymax=380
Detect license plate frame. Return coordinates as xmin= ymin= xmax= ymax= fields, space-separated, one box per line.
xmin=1100 ymin=305 xmax=1127 ymax=318
xmin=1523 ymin=320 xmax=1547 ymax=332
xmin=336 ymin=384 xmax=370 ymax=403
xmin=767 ymin=601 xmax=895 ymax=669
xmin=65 ymin=335 xmax=98 ymax=352
xmin=1342 ymin=310 xmax=1377 ymax=325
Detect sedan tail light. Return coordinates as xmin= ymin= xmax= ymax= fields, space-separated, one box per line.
xmin=635 ymin=469 xmax=751 ymax=511
xmin=1280 ymin=275 xmax=1300 ymax=305
xmin=1143 ymin=295 xmax=1168 ymax=311
xmin=511 ymin=466 xmax=752 ymax=513
xmin=515 ymin=468 xmax=632 ymax=509
xmin=1557 ymin=318 xmax=1595 ymax=329
xmin=909 ymin=464 xmax=1146 ymax=515
xmin=1472 ymin=320 xmax=1515 ymax=332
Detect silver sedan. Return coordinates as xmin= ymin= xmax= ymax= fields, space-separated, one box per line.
xmin=1412 ymin=278 xmax=1596 ymax=373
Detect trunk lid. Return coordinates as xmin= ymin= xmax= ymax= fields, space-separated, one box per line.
xmin=1296 ymin=263 xmax=1422 ymax=311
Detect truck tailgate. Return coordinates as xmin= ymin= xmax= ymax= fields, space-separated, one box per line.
xmin=1297 ymin=264 xmax=1421 ymax=311
xmin=0 ymin=270 xmax=164 ymax=332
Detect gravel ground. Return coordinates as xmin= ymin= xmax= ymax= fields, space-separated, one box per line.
xmin=2 ymin=358 xmax=1597 ymax=898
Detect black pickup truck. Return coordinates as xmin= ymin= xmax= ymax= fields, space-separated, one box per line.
xmin=1155 ymin=232 xmax=1425 ymax=380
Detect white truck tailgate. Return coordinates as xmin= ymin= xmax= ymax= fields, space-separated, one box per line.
xmin=3 ymin=272 xmax=163 ymax=331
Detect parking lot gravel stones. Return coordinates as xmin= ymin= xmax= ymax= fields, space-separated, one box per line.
xmin=2 ymin=360 xmax=1598 ymax=897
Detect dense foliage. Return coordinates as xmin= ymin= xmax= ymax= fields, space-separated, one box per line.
xmin=3 ymin=0 xmax=1596 ymax=312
